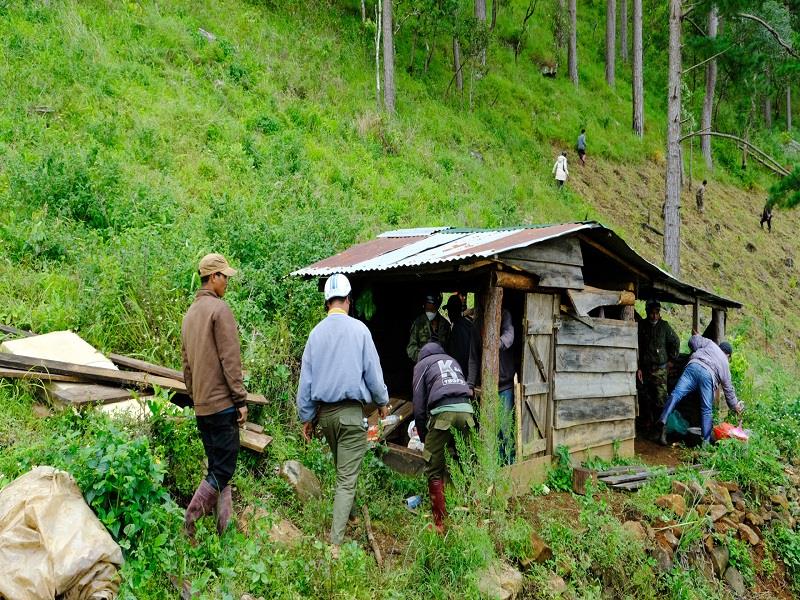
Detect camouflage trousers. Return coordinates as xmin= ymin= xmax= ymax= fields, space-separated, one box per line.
xmin=640 ymin=367 xmax=668 ymax=427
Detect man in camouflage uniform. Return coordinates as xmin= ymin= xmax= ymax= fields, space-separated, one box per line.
xmin=407 ymin=292 xmax=451 ymax=363
xmin=637 ymin=300 xmax=680 ymax=436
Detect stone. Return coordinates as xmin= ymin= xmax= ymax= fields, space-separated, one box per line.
xmin=729 ymin=511 xmax=743 ymax=524
xmin=476 ymin=562 xmax=524 ymax=600
xmin=672 ymin=480 xmax=691 ymax=498
xmin=31 ymin=404 xmax=52 ymax=419
xmin=720 ymin=481 xmax=740 ymax=493
xmin=688 ymin=481 xmax=706 ymax=501
xmin=770 ymin=493 xmax=790 ymax=511
xmin=520 ymin=533 xmax=552 ymax=568
xmin=198 ymin=27 xmax=216 ymax=41
xmin=704 ymin=535 xmax=715 ymax=552
xmin=710 ymin=545 xmax=729 ymax=577
xmin=745 ymin=512 xmax=764 ymax=526
xmin=714 ymin=519 xmax=736 ymax=535
xmin=737 ymin=523 xmax=760 ymax=546
xmin=279 ymin=460 xmax=322 ymax=502
xmin=706 ymin=482 xmax=734 ymax=511
xmin=730 ymin=490 xmax=745 ymax=505
xmin=724 ymin=566 xmax=747 ymax=597
xmin=733 ymin=499 xmax=746 ymax=513
xmin=651 ymin=544 xmax=673 ymax=573
xmin=545 ymin=573 xmax=568 ymax=596
xmin=708 ymin=504 xmax=728 ymax=522
xmin=655 ymin=494 xmax=687 ymax=517
xmin=689 ymin=550 xmax=715 ymax=582
xmin=269 ymin=518 xmax=304 ymax=547
xmin=745 ymin=242 xmax=756 ymax=253
xmin=661 ymin=530 xmax=680 ymax=550
xmin=622 ymin=521 xmax=647 ymax=543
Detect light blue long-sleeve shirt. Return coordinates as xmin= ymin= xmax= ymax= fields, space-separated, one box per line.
xmin=296 ymin=312 xmax=389 ymax=423
xmin=687 ymin=335 xmax=741 ymax=411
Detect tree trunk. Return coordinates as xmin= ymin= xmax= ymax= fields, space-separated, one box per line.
xmin=631 ymin=0 xmax=643 ymax=136
xmin=476 ymin=0 xmax=487 ymax=66
xmin=764 ymin=96 xmax=772 ymax=128
xmin=788 ymin=86 xmax=792 ymax=131
xmin=453 ymin=37 xmax=464 ymax=94
xmin=382 ymin=0 xmax=396 ymax=114
xmin=361 ymin=0 xmax=366 ymax=22
xmin=664 ymin=0 xmax=682 ymax=276
xmin=619 ymin=0 xmax=628 ymax=63
xmin=701 ymin=6 xmax=718 ymax=171
xmin=568 ymin=0 xmax=578 ymax=86
xmin=491 ymin=0 xmax=498 ymax=30
xmin=606 ymin=0 xmax=616 ymax=87
xmin=375 ymin=0 xmax=382 ymax=110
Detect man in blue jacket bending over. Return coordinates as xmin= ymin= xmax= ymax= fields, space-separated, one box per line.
xmin=657 ymin=335 xmax=744 ymax=445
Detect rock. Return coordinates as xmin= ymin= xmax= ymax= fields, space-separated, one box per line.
xmin=737 ymin=523 xmax=760 ymax=546
xmin=730 ymin=490 xmax=745 ymax=504
xmin=688 ymin=481 xmax=706 ymax=501
xmin=520 ymin=533 xmax=552 ymax=568
xmin=724 ymin=566 xmax=747 ymax=597
xmin=545 ymin=573 xmax=568 ymax=596
xmin=31 ymin=404 xmax=52 ymax=419
xmin=672 ymin=480 xmax=691 ymax=498
xmin=733 ymin=499 xmax=746 ymax=513
xmin=746 ymin=512 xmax=764 ymax=526
xmin=728 ymin=511 xmax=743 ymax=524
xmin=622 ymin=521 xmax=647 ymax=543
xmin=710 ymin=545 xmax=729 ymax=577
xmin=720 ymin=481 xmax=740 ymax=493
xmin=745 ymin=242 xmax=756 ymax=253
xmin=269 ymin=518 xmax=304 ymax=546
xmin=704 ymin=535 xmax=715 ymax=552
xmin=655 ymin=494 xmax=687 ymax=517
xmin=279 ymin=460 xmax=322 ymax=502
xmin=706 ymin=482 xmax=734 ymax=510
xmin=476 ymin=562 xmax=524 ymax=600
xmin=689 ymin=549 xmax=715 ymax=582
xmin=651 ymin=544 xmax=674 ymax=573
xmin=661 ymin=530 xmax=680 ymax=550
xmin=770 ymin=493 xmax=790 ymax=511
xmin=714 ymin=518 xmax=736 ymax=535
xmin=709 ymin=504 xmax=728 ymax=522
xmin=198 ymin=27 xmax=216 ymax=41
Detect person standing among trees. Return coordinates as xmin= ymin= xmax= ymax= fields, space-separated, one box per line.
xmin=553 ymin=151 xmax=569 ymax=188
xmin=576 ymin=128 xmax=587 ymax=165
xmin=296 ymin=273 xmax=389 ymax=558
xmin=412 ymin=340 xmax=475 ymax=534
xmin=181 ymin=253 xmax=249 ymax=543
xmin=637 ymin=300 xmax=680 ymax=438
xmin=696 ymin=179 xmax=707 ymax=213
xmin=657 ymin=335 xmax=744 ymax=445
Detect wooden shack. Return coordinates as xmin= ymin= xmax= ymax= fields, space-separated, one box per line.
xmin=292 ymin=222 xmax=740 ymax=489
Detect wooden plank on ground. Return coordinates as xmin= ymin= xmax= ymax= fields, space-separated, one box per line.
xmin=240 ymin=428 xmax=272 ymax=453
xmin=109 ymin=353 xmax=184 ymax=381
xmin=552 ymin=419 xmax=635 ymax=453
xmin=0 ymin=325 xmax=35 ymax=338
xmin=554 ymin=395 xmax=637 ymax=428
xmin=554 ymin=372 xmax=636 ymax=400
xmin=555 ymin=345 xmax=637 ymax=373
xmin=0 ymin=368 xmax=85 ymax=383
xmin=556 ymin=317 xmax=637 ymax=348
xmin=381 ymin=442 xmax=425 ymax=476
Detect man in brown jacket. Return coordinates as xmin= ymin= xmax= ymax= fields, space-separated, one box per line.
xmin=181 ymin=253 xmax=248 ymax=541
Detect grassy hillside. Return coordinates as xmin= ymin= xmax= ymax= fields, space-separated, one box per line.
xmin=2 ymin=0 xmax=800 ymax=598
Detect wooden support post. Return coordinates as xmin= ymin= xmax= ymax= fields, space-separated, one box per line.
xmin=711 ymin=308 xmax=725 ymax=342
xmin=481 ymin=280 xmax=503 ymax=396
xmin=692 ymin=298 xmax=700 ymax=333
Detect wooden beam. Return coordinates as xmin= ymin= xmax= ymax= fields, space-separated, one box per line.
xmin=567 ymin=287 xmax=635 ymax=316
xmin=380 ymin=442 xmax=425 ymax=476
xmin=240 ymin=428 xmax=272 ymax=453
xmin=0 ymin=325 xmax=35 ymax=338
xmin=0 ymin=368 xmax=85 ymax=383
xmin=711 ymin=309 xmax=725 ymax=342
xmin=692 ymin=298 xmax=700 ymax=333
xmin=578 ymin=234 xmax=646 ymax=278
xmin=494 ymin=270 xmax=537 ymax=292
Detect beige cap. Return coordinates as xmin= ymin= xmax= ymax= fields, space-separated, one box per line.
xmin=198 ymin=253 xmax=237 ymax=277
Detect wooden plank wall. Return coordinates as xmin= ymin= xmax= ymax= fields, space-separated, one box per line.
xmin=553 ymin=315 xmax=637 ymax=455
xmin=500 ymin=237 xmax=585 ymax=290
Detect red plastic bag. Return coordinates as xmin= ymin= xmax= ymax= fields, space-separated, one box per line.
xmin=713 ymin=422 xmax=750 ymax=441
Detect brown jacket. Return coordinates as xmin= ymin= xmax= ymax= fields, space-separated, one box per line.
xmin=181 ymin=289 xmax=247 ymax=416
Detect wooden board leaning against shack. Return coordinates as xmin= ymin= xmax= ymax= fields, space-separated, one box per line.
xmin=0 ymin=325 xmax=271 ymax=453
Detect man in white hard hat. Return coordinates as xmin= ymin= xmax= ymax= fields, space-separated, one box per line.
xmin=181 ymin=253 xmax=249 ymax=542
xmin=296 ymin=273 xmax=390 ymax=557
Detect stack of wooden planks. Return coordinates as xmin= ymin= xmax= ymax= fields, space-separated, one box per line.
xmin=0 ymin=325 xmax=272 ymax=454
xmin=575 ymin=464 xmax=715 ymax=492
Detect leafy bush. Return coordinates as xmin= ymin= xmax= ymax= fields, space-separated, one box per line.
xmin=767 ymin=525 xmax=800 ymax=595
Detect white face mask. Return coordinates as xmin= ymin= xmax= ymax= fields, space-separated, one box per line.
xmin=425 ymin=311 xmax=437 ymax=321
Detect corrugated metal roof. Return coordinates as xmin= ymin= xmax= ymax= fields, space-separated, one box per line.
xmin=292 ymin=223 xmax=590 ymax=277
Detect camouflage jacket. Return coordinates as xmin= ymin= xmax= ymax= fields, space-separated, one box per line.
xmin=638 ymin=319 xmax=680 ymax=369
xmin=407 ymin=312 xmax=451 ymax=363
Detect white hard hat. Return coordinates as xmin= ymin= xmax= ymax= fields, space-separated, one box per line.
xmin=324 ymin=273 xmax=352 ymax=301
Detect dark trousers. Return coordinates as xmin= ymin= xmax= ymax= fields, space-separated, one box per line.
xmin=196 ymin=409 xmax=240 ymax=491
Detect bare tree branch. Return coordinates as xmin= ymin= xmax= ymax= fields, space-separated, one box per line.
xmin=682 ymin=47 xmax=730 ymax=74
xmin=680 ymin=130 xmax=790 ymax=176
xmin=737 ymin=12 xmax=799 ymax=59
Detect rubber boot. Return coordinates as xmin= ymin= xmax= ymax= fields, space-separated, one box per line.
xmin=428 ymin=478 xmax=447 ymax=534
xmin=184 ymin=480 xmax=219 ymax=543
xmin=216 ymin=485 xmax=232 ymax=535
